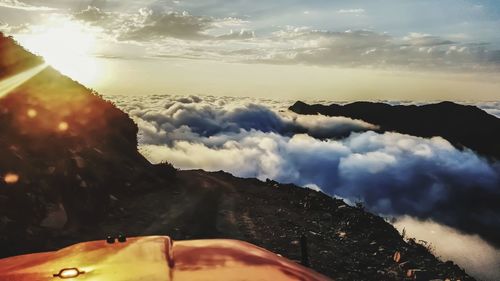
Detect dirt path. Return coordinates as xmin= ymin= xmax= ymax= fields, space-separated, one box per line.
xmin=94 ymin=170 xmax=244 ymax=241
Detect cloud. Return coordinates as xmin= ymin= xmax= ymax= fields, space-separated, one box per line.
xmin=73 ymin=6 xmax=254 ymax=42
xmin=473 ymin=101 xmax=500 ymax=118
xmin=89 ymin=0 xmax=108 ymax=9
xmin=116 ymin=95 xmax=377 ymax=145
xmin=217 ymin=29 xmax=255 ymax=40
xmin=67 ymin=4 xmax=500 ymax=71
xmin=0 ymin=0 xmax=56 ymax=11
xmin=108 ymin=95 xmax=500 ymax=249
xmin=394 ymin=216 xmax=500 ymax=281
xmin=74 ymin=6 xmax=109 ymax=22
xmin=337 ymin=8 xmax=365 ymax=14
xmin=0 ymin=21 xmax=30 ymax=34
xmin=403 ymin=32 xmax=455 ymax=47
xmin=118 ymin=9 xmax=214 ymax=41
xmin=258 ymin=28 xmax=500 ymax=71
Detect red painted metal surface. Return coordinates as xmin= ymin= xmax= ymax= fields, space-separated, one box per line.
xmin=0 ymin=236 xmax=332 ymax=281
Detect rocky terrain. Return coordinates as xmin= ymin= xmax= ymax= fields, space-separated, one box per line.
xmin=34 ymin=169 xmax=472 ymax=281
xmin=290 ymin=100 xmax=500 ymax=160
xmin=0 ymin=33 xmax=475 ymax=280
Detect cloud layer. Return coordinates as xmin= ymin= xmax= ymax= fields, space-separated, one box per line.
xmin=395 ymin=216 xmax=500 ymax=281
xmin=258 ymin=29 xmax=500 ymax=71
xmin=76 ymin=6 xmax=499 ymax=71
xmin=2 ymin=1 xmax=500 ymax=72
xmin=0 ymin=0 xmax=55 ymax=11
xmin=108 ymin=95 xmax=500 ymax=249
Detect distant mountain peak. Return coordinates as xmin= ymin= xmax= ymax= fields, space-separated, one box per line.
xmin=289 ymin=100 xmax=500 ymax=160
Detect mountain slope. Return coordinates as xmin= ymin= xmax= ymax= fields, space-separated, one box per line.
xmin=0 ymin=33 xmax=474 ymax=280
xmin=44 ymin=169 xmax=473 ymax=281
xmin=289 ymin=101 xmax=500 ymax=160
xmin=0 ymin=33 xmax=175 ymax=256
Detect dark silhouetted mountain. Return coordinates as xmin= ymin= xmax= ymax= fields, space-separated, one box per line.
xmin=289 ymin=101 xmax=500 ymax=160
xmin=0 ymin=33 xmax=475 ymax=280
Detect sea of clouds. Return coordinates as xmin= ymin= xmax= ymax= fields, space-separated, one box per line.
xmin=108 ymin=94 xmax=500 ymax=280
xmin=394 ymin=216 xmax=500 ymax=281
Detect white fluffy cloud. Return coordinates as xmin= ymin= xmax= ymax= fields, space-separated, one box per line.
xmin=114 ymin=95 xmax=377 ymax=146
xmin=118 ymin=9 xmax=214 ymax=41
xmin=72 ymin=6 xmax=251 ymax=42
xmin=394 ymin=216 xmax=500 ymax=281
xmin=73 ymin=6 xmax=109 ymax=22
xmin=216 ymin=29 xmax=255 ymax=40
xmin=472 ymin=101 xmax=500 ymax=118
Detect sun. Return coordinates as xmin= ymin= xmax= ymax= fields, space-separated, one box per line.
xmin=15 ymin=21 xmax=100 ymax=85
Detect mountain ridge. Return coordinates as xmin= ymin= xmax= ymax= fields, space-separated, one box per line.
xmin=289 ymin=100 xmax=500 ymax=160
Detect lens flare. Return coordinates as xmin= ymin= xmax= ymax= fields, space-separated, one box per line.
xmin=58 ymin=121 xmax=69 ymax=132
xmin=3 ymin=173 xmax=20 ymax=184
xmin=27 ymin=109 xmax=37 ymax=118
xmin=0 ymin=64 xmax=47 ymax=99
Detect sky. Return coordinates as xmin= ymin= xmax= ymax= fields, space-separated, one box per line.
xmin=1 ymin=0 xmax=500 ymax=100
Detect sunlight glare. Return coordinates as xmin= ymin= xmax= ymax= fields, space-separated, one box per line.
xmin=16 ymin=20 xmax=100 ymax=85
xmin=0 ymin=63 xmax=47 ymax=98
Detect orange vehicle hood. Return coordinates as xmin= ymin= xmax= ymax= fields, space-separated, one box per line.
xmin=0 ymin=236 xmax=332 ymax=281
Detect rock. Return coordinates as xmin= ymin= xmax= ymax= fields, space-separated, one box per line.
xmin=73 ymin=156 xmax=86 ymax=169
xmin=444 ymin=261 xmax=455 ymax=266
xmin=0 ymin=216 xmax=12 ymax=225
xmin=321 ymin=212 xmax=333 ymax=221
xmin=40 ymin=203 xmax=67 ymax=229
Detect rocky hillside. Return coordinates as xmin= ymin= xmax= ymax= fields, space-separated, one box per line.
xmin=0 ymin=33 xmax=474 ymax=280
xmin=290 ymin=101 xmax=500 ymax=160
xmin=0 ymin=33 xmax=175 ymax=256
